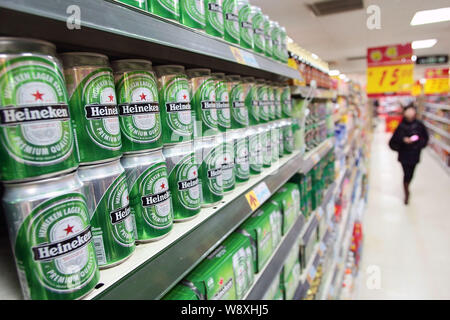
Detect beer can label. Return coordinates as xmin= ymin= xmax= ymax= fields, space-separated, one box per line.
xmin=267 ymin=89 xmax=275 ymax=120
xmin=202 ymin=143 xmax=223 ymax=197
xmin=215 ymin=79 xmax=231 ymax=131
xmin=252 ymin=12 xmax=265 ymax=53
xmin=230 ymin=83 xmax=248 ymax=127
xmin=274 ymin=88 xmax=282 ymax=119
xmin=258 ymin=85 xmax=269 ymax=122
xmin=232 ymin=248 xmax=249 ymax=299
xmin=151 ymin=0 xmax=180 ymax=19
xmin=14 ymin=193 xmax=98 ymax=299
xmin=271 ymin=127 xmax=279 ymax=163
xmin=192 ymin=77 xmax=218 ymax=134
xmin=249 ymin=133 xmax=262 ymax=172
xmin=129 ymin=163 xmax=173 ymax=236
xmin=278 ymin=126 xmax=284 ymax=156
xmin=89 ymin=173 xmax=135 ymax=266
xmin=246 ymin=84 xmax=259 ymax=125
xmin=283 ymin=125 xmax=294 ymax=153
xmin=264 ymin=19 xmax=273 ymax=57
xmin=222 ymin=141 xmax=235 ymax=190
xmin=116 ymin=71 xmax=161 ymax=150
xmin=261 ymin=130 xmax=271 ymax=166
xmin=206 ymin=0 xmax=224 ymax=36
xmin=238 ymin=4 xmax=253 ymax=48
xmin=181 ymin=0 xmax=206 ymax=28
xmin=281 ymin=87 xmax=292 ymax=118
xmin=0 ymin=56 xmax=75 ymax=179
xmin=234 ymin=136 xmax=249 ymax=180
xmin=223 ymin=0 xmax=239 ymax=43
xmin=160 ymin=75 xmax=193 ymax=141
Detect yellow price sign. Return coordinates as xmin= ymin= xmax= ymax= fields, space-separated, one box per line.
xmin=412 ymin=83 xmax=422 ymax=96
xmin=367 ymin=64 xmax=414 ymax=96
xmin=245 ymin=190 xmax=260 ymax=211
xmin=424 ymin=78 xmax=449 ymax=95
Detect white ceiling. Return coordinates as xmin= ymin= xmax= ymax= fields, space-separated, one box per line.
xmin=252 ymin=0 xmax=450 ymax=79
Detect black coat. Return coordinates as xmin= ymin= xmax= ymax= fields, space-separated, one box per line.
xmin=389 ymin=119 xmax=429 ymax=165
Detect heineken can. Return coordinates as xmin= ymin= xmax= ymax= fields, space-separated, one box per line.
xmin=61 ymin=52 xmax=122 ymax=165
xmin=269 ymin=121 xmax=280 ymax=164
xmin=186 ymin=68 xmax=218 ymax=138
xmin=267 ymin=81 xmax=276 ymax=121
xmin=258 ymin=124 xmax=271 ymax=168
xmin=279 ymin=26 xmax=288 ymax=63
xmin=222 ymin=0 xmax=240 ymax=44
xmin=281 ymin=85 xmax=292 ymax=118
xmin=2 ymin=172 xmax=99 ymax=300
xmin=154 ymin=65 xmax=193 ymax=144
xmin=282 ymin=118 xmax=294 ymax=154
xmin=0 ymin=38 xmax=78 ymax=182
xmin=148 ymin=0 xmax=180 ymax=20
xmin=180 ymin=0 xmax=206 ymax=29
xmin=195 ymin=135 xmax=223 ymax=207
xmin=251 ymin=6 xmax=265 ymax=54
xmin=234 ymin=128 xmax=250 ymax=183
xmin=237 ymin=0 xmax=253 ymax=50
xmin=247 ymin=125 xmax=262 ymax=174
xmin=274 ymin=84 xmax=282 ymax=119
xmin=121 ymin=149 xmax=173 ymax=241
xmin=112 ymin=59 xmax=162 ymax=153
xmin=222 ymin=130 xmax=236 ymax=193
xmin=116 ymin=0 xmax=147 ymax=10
xmin=263 ymin=15 xmax=273 ymax=58
xmin=256 ymin=79 xmax=269 ymax=123
xmin=77 ymin=160 xmax=135 ymax=268
xmin=163 ymin=141 xmax=201 ymax=221
xmin=212 ymin=72 xmax=231 ymax=132
xmin=270 ymin=21 xmax=281 ymax=61
xmin=226 ymin=75 xmax=248 ymax=129
xmin=243 ymin=77 xmax=259 ymax=125
xmin=277 ymin=119 xmax=284 ymax=157
xmin=205 ymin=0 xmax=224 ymax=38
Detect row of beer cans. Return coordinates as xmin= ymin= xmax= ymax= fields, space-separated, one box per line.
xmin=115 ymin=0 xmax=289 ymax=63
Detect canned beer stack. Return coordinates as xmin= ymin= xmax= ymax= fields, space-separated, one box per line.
xmin=114 ymin=0 xmax=289 ymax=64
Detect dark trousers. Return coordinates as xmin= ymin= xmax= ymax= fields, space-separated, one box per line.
xmin=401 ymin=163 xmax=417 ymax=184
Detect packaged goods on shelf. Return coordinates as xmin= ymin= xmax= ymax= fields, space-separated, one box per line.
xmin=281 ymin=236 xmax=301 ymax=284
xmin=271 ymin=183 xmax=301 ymax=235
xmin=280 ymin=262 xmax=300 ymax=300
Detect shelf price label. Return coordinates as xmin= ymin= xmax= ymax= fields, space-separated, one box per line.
xmin=245 ymin=182 xmax=270 ymax=211
xmin=306 ymin=266 xmax=317 ymax=285
xmin=229 ymin=46 xmax=259 ymax=68
xmin=366 ymin=64 xmax=414 ymax=97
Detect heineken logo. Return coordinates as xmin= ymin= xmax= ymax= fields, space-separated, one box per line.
xmin=85 ymin=104 xmax=118 ymax=119
xmin=166 ymin=102 xmax=191 ymax=112
xmin=241 ymin=21 xmax=252 ymax=29
xmin=110 ymin=205 xmax=131 ymax=224
xmin=0 ymin=104 xmax=69 ymax=126
xmin=222 ymin=162 xmax=234 ymax=170
xmin=232 ymin=101 xmax=245 ymax=108
xmin=208 ymin=3 xmax=222 ymax=13
xmin=118 ymin=102 xmax=159 ymax=116
xmin=258 ymin=100 xmax=270 ymax=107
xmin=207 ymin=167 xmax=222 ymax=179
xmin=252 ymin=101 xmax=258 ymax=107
xmin=254 ymin=28 xmax=265 ymax=35
xmin=213 ymin=277 xmax=233 ymax=300
xmin=275 ymin=101 xmax=281 ymax=106
xmin=236 ymin=154 xmax=249 ymax=164
xmin=178 ymin=177 xmax=199 ymax=191
xmin=141 ymin=190 xmax=170 ymax=207
xmin=215 ymin=101 xmax=229 ymax=109
xmin=31 ymin=227 xmax=92 ymax=261
xmin=201 ymin=101 xmax=216 ymax=110
xmin=225 ymin=13 xmax=238 ymax=22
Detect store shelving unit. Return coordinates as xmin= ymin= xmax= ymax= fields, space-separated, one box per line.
xmin=290 ymin=85 xmax=337 ymax=100
xmin=423 ymin=112 xmax=450 ymax=125
xmin=424 ymin=121 xmax=450 ymax=139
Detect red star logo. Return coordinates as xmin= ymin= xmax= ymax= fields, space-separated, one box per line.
xmin=193 ymin=170 xmax=196 ymax=176
xmin=219 ymin=278 xmax=224 ymax=285
xmin=224 ymin=157 xmax=227 ymax=161
xmin=183 ymin=94 xmax=187 ymax=100
xmin=161 ymin=183 xmax=166 ymax=189
xmin=32 ymin=90 xmax=44 ymax=101
xmin=139 ymin=93 xmax=147 ymax=101
xmin=64 ymin=224 xmax=74 ymax=235
xmin=108 ymin=94 xmax=114 ymax=102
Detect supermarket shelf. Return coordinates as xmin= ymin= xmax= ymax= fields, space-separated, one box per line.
xmin=430 ymin=136 xmax=450 ymax=153
xmin=427 ymin=149 xmax=450 ymax=176
xmin=424 ymin=121 xmax=450 ymax=139
xmin=424 ymin=112 xmax=450 ymax=125
xmin=244 ymin=214 xmax=305 ymax=300
xmin=301 ymin=139 xmax=334 ymax=174
xmin=0 ymin=0 xmax=299 ymax=81
xmin=290 ymin=86 xmax=337 ymax=99
xmin=426 ymin=103 xmax=450 ymax=111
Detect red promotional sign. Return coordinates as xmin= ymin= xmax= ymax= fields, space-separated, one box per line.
xmin=367 ymin=43 xmax=413 ymax=67
xmin=425 ymin=68 xmax=449 ymax=79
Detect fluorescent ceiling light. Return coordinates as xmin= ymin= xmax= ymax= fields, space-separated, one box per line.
xmin=411 ymin=55 xmax=417 ymax=61
xmin=410 ymin=7 xmax=450 ymax=25
xmin=311 ymin=53 xmax=319 ymax=59
xmin=329 ymin=70 xmax=340 ymax=76
xmin=411 ymin=39 xmax=437 ymax=49
xmin=339 ymin=74 xmax=346 ymax=80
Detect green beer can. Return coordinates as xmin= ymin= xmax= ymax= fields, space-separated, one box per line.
xmin=154 ymin=65 xmax=193 ymax=144
xmin=205 ymin=0 xmax=224 ymax=38
xmin=212 ymin=72 xmax=231 ymax=132
xmin=270 ymin=121 xmax=280 ymax=164
xmin=149 ymin=0 xmax=180 ymax=21
xmin=222 ymin=130 xmax=236 ymax=193
xmin=263 ymin=15 xmax=273 ymax=58
xmin=247 ymin=125 xmax=262 ymax=175
xmin=251 ymin=6 xmax=265 ymax=54
xmin=0 ymin=38 xmax=78 ymax=182
xmin=276 ymin=119 xmax=284 ymax=157
xmin=163 ymin=141 xmax=201 ymax=221
xmin=281 ymin=118 xmax=294 ymax=154
xmin=267 ymin=81 xmax=276 ymax=121
xmin=77 ymin=160 xmax=135 ymax=268
xmin=115 ymin=0 xmax=147 ymax=10
xmin=258 ymin=124 xmax=271 ymax=168
xmin=226 ymin=75 xmax=248 ymax=129
xmin=279 ymin=26 xmax=288 ymax=63
xmin=274 ymin=84 xmax=282 ymax=119
xmin=61 ymin=52 xmax=122 ymax=165
xmin=121 ymin=149 xmax=174 ymax=241
xmin=243 ymin=76 xmax=259 ymax=125
xmin=281 ymin=85 xmax=292 ymax=118
xmin=180 ymin=0 xmax=206 ymax=29
xmin=256 ymin=79 xmax=269 ymax=123
xmin=195 ymin=135 xmax=223 ymax=207
xmin=234 ymin=128 xmax=250 ymax=183
xmin=270 ymin=21 xmax=281 ymax=61
xmin=222 ymin=0 xmax=239 ymax=44
xmin=112 ymin=59 xmax=162 ymax=153
xmin=237 ymin=0 xmax=253 ymax=50
xmin=2 ymin=172 xmax=99 ymax=299
xmin=186 ymin=68 xmax=218 ymax=138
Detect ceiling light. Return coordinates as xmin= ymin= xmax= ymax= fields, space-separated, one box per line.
xmin=339 ymin=74 xmax=346 ymax=80
xmin=329 ymin=70 xmax=340 ymax=76
xmin=411 ymin=39 xmax=437 ymax=49
xmin=410 ymin=7 xmax=450 ymax=26
xmin=311 ymin=53 xmax=319 ymax=59
xmin=411 ymin=55 xmax=417 ymax=62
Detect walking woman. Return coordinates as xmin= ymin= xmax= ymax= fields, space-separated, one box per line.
xmin=389 ymin=104 xmax=429 ymax=205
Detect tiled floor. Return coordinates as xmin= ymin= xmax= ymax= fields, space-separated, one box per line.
xmin=354 ymin=122 xmax=450 ymax=300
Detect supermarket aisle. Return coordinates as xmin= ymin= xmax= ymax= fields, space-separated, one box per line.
xmin=355 ymin=121 xmax=450 ymax=300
